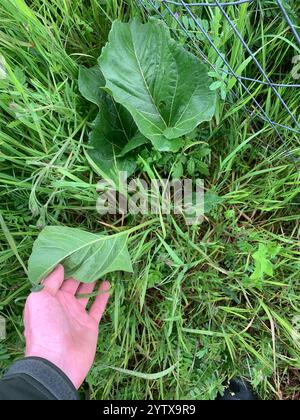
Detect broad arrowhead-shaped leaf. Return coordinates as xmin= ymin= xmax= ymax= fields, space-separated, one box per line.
xmin=79 ymin=65 xmax=142 ymax=180
xmin=99 ymin=19 xmax=216 ymax=151
xmin=28 ymin=226 xmax=133 ymax=284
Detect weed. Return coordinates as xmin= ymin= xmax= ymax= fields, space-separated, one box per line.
xmin=0 ymin=0 xmax=300 ymax=400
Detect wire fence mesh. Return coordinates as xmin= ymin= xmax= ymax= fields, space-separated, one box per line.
xmin=136 ymin=0 xmax=300 ymax=161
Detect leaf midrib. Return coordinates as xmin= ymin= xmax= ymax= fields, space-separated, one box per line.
xmin=129 ymin=25 xmax=168 ymax=132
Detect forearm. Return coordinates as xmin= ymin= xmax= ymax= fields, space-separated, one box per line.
xmin=0 ymin=357 xmax=78 ymax=400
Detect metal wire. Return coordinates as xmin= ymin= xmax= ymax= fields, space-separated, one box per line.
xmin=161 ymin=0 xmax=255 ymax=6
xmin=276 ymin=0 xmax=300 ymax=49
xmin=213 ymin=0 xmax=300 ymax=131
xmin=136 ymin=0 xmax=300 ymax=160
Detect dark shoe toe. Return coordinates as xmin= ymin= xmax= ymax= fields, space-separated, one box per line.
xmin=217 ymin=379 xmax=257 ymax=400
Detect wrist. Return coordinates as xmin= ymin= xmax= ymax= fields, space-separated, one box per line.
xmin=25 ymin=346 xmax=75 ymax=387
xmin=25 ymin=345 xmax=87 ymax=389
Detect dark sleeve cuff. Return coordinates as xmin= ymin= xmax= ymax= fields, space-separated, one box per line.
xmin=4 ymin=357 xmax=79 ymax=400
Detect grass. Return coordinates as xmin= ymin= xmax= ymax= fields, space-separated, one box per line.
xmin=0 ymin=0 xmax=300 ymax=400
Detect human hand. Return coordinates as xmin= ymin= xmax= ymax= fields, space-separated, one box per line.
xmin=24 ymin=265 xmax=110 ymax=389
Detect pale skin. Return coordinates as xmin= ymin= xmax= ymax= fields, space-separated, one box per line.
xmin=24 ymin=264 xmax=110 ymax=389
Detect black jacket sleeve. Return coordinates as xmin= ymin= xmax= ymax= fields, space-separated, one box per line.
xmin=0 ymin=357 xmax=79 ymax=400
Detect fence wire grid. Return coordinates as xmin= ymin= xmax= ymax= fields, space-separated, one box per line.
xmin=136 ymin=0 xmax=300 ymax=162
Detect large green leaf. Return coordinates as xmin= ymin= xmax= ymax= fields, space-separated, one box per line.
xmin=28 ymin=226 xmax=133 ymax=284
xmin=78 ymin=65 xmax=142 ymax=180
xmin=99 ymin=19 xmax=216 ymax=151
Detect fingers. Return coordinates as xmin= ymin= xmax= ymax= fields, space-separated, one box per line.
xmin=60 ymin=278 xmax=80 ymax=295
xmin=42 ymin=265 xmax=65 ymax=296
xmin=89 ymin=281 xmax=110 ymax=323
xmin=76 ymin=282 xmax=95 ymax=308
